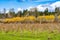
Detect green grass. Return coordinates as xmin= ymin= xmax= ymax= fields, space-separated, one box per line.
xmin=0 ymin=30 xmax=60 ymax=40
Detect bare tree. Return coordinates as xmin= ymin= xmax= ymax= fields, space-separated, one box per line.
xmin=29 ymin=7 xmax=38 ymax=17
xmin=17 ymin=11 xmax=22 ymax=17
xmin=54 ymin=7 xmax=60 ymax=22
xmin=8 ymin=8 xmax=15 ymax=18
xmin=3 ymin=8 xmax=6 ymax=18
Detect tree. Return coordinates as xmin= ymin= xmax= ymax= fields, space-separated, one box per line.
xmin=54 ymin=7 xmax=60 ymax=22
xmin=17 ymin=11 xmax=22 ymax=17
xmin=23 ymin=9 xmax=29 ymax=17
xmin=44 ymin=8 xmax=48 ymax=15
xmin=8 ymin=8 xmax=15 ymax=18
xmin=3 ymin=8 xmax=6 ymax=18
xmin=34 ymin=8 xmax=39 ymax=17
xmin=29 ymin=7 xmax=39 ymax=17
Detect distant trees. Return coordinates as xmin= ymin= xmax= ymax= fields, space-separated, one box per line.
xmin=0 ymin=7 xmax=60 ymax=20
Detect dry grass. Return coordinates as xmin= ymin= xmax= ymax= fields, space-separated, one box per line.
xmin=0 ymin=23 xmax=60 ymax=32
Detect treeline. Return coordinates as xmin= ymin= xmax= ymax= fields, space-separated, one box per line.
xmin=0 ymin=7 xmax=60 ymax=19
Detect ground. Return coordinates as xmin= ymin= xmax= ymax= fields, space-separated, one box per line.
xmin=0 ymin=23 xmax=60 ymax=40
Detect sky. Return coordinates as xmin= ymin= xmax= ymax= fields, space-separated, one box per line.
xmin=0 ymin=0 xmax=60 ymax=12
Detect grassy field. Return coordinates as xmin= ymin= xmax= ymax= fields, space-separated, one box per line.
xmin=0 ymin=30 xmax=60 ymax=40
xmin=0 ymin=23 xmax=60 ymax=40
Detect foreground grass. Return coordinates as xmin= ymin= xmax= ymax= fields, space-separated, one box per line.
xmin=0 ymin=30 xmax=60 ymax=40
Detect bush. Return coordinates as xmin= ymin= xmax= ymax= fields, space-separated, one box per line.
xmin=24 ymin=16 xmax=36 ymax=23
xmin=37 ymin=15 xmax=55 ymax=22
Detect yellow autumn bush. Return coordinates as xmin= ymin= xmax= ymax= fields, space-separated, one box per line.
xmin=4 ymin=17 xmax=25 ymax=23
xmin=24 ymin=16 xmax=36 ymax=22
xmin=4 ymin=16 xmax=36 ymax=23
xmin=13 ymin=17 xmax=24 ymax=22
xmin=4 ymin=15 xmax=60 ymax=23
xmin=58 ymin=15 xmax=60 ymax=19
xmin=45 ymin=15 xmax=55 ymax=20
xmin=37 ymin=15 xmax=55 ymax=22
xmin=28 ymin=16 xmax=36 ymax=21
xmin=37 ymin=16 xmax=44 ymax=21
xmin=4 ymin=18 xmax=14 ymax=23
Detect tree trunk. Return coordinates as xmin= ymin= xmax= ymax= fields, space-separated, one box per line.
xmin=54 ymin=13 xmax=58 ymax=22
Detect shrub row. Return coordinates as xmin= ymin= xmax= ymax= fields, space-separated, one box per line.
xmin=3 ymin=15 xmax=60 ymax=23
